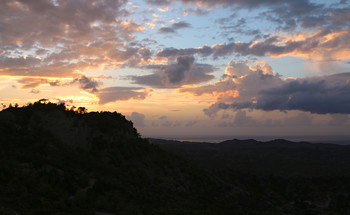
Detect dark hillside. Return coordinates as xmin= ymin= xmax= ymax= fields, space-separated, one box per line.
xmin=1 ymin=100 xmax=350 ymax=214
xmin=150 ymin=138 xmax=350 ymax=214
xmin=0 ymin=101 xmax=252 ymax=215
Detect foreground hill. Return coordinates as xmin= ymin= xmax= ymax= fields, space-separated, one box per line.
xmin=0 ymin=101 xmax=237 ymax=214
xmin=1 ymin=100 xmax=350 ymax=214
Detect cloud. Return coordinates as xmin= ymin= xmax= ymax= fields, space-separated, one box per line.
xmin=127 ymin=112 xmax=145 ymax=126
xmin=191 ymin=61 xmax=350 ymax=116
xmin=17 ymin=78 xmax=49 ymax=89
xmin=157 ymin=45 xmax=214 ymax=58
xmin=158 ymin=21 xmax=191 ymax=34
xmin=185 ymin=120 xmax=198 ymax=127
xmin=146 ymin=0 xmax=347 ymax=36
xmin=159 ymin=115 xmax=167 ymax=120
xmin=131 ymin=55 xmax=215 ymax=88
xmin=161 ymin=120 xmax=181 ymax=127
xmin=183 ymin=61 xmax=280 ymax=105
xmin=73 ymin=76 xmax=100 ymax=93
xmin=16 ymin=75 xmax=102 ymax=93
xmin=156 ymin=28 xmax=350 ymax=60
xmin=146 ymin=0 xmax=314 ymax=8
xmin=95 ymin=87 xmax=152 ymax=104
xmin=241 ymin=75 xmax=350 ymax=114
xmin=0 ymin=0 xmax=154 ymax=78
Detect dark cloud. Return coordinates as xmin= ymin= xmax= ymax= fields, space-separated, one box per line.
xmin=216 ymin=73 xmax=350 ymax=114
xmin=127 ymin=112 xmax=146 ymax=126
xmin=182 ymin=61 xmax=350 ymax=116
xmin=73 ymin=76 xmax=100 ymax=93
xmin=159 ymin=27 xmax=176 ymax=34
xmin=131 ymin=55 xmax=215 ymax=88
xmin=159 ymin=21 xmax=191 ymax=34
xmin=157 ymin=45 xmax=213 ymax=58
xmin=17 ymin=78 xmax=49 ymax=89
xmin=16 ymin=76 xmax=102 ymax=93
xmin=95 ymin=87 xmax=152 ymax=104
xmin=215 ymin=17 xmax=262 ymax=38
xmin=185 ymin=8 xmax=211 ymax=16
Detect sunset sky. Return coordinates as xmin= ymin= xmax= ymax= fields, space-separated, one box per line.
xmin=1 ymin=0 xmax=350 ymax=141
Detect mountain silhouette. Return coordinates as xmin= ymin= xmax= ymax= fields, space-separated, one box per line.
xmin=1 ymin=100 xmax=350 ymax=214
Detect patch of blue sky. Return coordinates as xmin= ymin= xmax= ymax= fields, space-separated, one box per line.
xmin=259 ymin=56 xmax=307 ymax=79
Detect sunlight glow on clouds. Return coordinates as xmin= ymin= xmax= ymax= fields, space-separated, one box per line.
xmin=1 ymin=0 xmax=349 ymax=139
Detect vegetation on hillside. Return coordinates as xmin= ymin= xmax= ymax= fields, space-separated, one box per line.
xmin=0 ymin=100 xmax=349 ymax=214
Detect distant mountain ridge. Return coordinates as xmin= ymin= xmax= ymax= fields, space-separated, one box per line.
xmin=149 ymin=138 xmax=350 ymax=176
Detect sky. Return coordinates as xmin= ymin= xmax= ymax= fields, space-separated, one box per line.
xmin=1 ymin=0 xmax=350 ymax=142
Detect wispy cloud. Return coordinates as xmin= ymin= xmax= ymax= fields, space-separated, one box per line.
xmin=158 ymin=21 xmax=191 ymax=34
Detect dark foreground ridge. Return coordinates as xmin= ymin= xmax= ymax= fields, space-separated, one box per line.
xmin=0 ymin=100 xmax=350 ymax=214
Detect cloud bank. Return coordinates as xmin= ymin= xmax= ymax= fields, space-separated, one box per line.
xmin=181 ymin=61 xmax=350 ymax=116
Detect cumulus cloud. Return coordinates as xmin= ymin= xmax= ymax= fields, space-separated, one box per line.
xmin=183 ymin=61 xmax=280 ymax=105
xmin=127 ymin=112 xmax=146 ymax=126
xmin=191 ymin=61 xmax=350 ymax=116
xmin=95 ymin=87 xmax=152 ymax=104
xmin=131 ymin=55 xmax=215 ymax=88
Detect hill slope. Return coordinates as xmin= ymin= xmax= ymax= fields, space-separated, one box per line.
xmin=0 ymin=101 xmax=247 ymax=215
xmin=1 ymin=101 xmax=350 ymax=214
